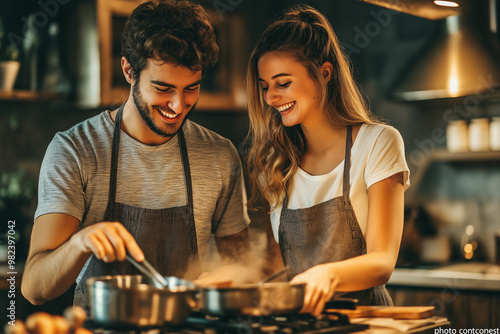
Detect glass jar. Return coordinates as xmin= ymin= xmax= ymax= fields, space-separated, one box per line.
xmin=496 ymin=231 xmax=500 ymax=265
xmin=446 ymin=119 xmax=468 ymax=152
xmin=489 ymin=117 xmax=500 ymax=151
xmin=468 ymin=118 xmax=489 ymax=152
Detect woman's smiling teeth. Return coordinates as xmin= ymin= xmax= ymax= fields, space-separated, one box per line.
xmin=156 ymin=107 xmax=178 ymax=119
xmin=276 ymin=101 xmax=295 ymax=112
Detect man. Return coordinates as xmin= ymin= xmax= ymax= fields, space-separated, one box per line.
xmin=21 ymin=0 xmax=250 ymax=311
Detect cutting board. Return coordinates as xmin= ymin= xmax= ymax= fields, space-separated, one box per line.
xmin=325 ymin=306 xmax=435 ymax=319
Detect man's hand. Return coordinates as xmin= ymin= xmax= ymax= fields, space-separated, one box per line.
xmin=22 ymin=214 xmax=144 ymax=305
xmin=72 ymin=222 xmax=144 ymax=263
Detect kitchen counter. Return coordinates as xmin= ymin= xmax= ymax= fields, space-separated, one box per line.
xmin=388 ymin=263 xmax=500 ymax=291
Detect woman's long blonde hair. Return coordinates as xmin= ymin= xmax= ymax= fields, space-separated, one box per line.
xmin=245 ymin=4 xmax=380 ymax=208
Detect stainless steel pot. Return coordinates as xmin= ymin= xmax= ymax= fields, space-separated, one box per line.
xmin=86 ymin=275 xmax=197 ymax=326
xmin=199 ymin=282 xmax=306 ymax=316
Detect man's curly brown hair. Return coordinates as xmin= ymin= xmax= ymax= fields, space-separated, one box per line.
xmin=121 ymin=0 xmax=219 ymax=80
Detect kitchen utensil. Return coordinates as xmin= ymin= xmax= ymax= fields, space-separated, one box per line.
xmin=86 ymin=275 xmax=197 ymax=326
xmin=324 ymin=297 xmax=358 ymax=310
xmin=199 ymin=282 xmax=306 ymax=316
xmin=257 ymin=267 xmax=287 ymax=284
xmin=126 ymin=253 xmax=168 ymax=289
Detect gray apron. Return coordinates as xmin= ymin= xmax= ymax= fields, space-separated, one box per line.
xmin=278 ymin=125 xmax=393 ymax=306
xmin=74 ymin=103 xmax=198 ymax=311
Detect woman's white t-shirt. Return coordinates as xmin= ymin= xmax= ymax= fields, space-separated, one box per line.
xmin=270 ymin=123 xmax=410 ymax=243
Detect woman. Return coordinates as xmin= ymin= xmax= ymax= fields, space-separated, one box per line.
xmin=245 ymin=5 xmax=410 ymax=316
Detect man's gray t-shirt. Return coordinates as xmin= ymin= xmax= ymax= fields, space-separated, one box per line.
xmin=35 ymin=111 xmax=250 ymax=269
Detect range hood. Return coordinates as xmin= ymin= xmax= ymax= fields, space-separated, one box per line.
xmin=357 ymin=0 xmax=460 ymax=20
xmin=358 ymin=0 xmax=500 ymax=101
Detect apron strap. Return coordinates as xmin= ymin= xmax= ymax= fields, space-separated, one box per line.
xmin=343 ymin=125 xmax=352 ymax=199
xmin=282 ymin=189 xmax=289 ymax=209
xmin=107 ymin=103 xmax=125 ymax=204
xmin=107 ymin=103 xmax=194 ymax=208
xmin=177 ymin=129 xmax=194 ymax=207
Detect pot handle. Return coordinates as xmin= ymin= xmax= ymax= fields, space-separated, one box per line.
xmin=323 ymin=297 xmax=358 ymax=310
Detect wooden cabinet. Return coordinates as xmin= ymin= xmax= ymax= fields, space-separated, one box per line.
xmin=0 ymin=91 xmax=62 ymax=101
xmin=387 ymin=285 xmax=500 ymax=329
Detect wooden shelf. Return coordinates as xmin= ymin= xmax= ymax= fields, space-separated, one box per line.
xmin=424 ymin=148 xmax=500 ymax=162
xmin=0 ymin=90 xmax=63 ymax=101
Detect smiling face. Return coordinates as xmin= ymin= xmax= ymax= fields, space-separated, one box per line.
xmin=124 ymin=57 xmax=202 ymax=145
xmin=258 ymin=51 xmax=325 ymax=128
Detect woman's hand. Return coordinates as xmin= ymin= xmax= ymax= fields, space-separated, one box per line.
xmin=290 ymin=264 xmax=337 ymax=316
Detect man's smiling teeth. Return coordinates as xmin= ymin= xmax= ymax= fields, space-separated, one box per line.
xmin=157 ymin=107 xmax=178 ymax=119
xmin=276 ymin=101 xmax=295 ymax=112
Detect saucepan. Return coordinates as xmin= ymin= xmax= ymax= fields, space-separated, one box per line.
xmin=198 ymin=283 xmax=359 ymax=316
xmin=86 ymin=275 xmax=198 ymax=327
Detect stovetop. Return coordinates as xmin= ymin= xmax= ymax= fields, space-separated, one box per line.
xmin=85 ymin=312 xmax=368 ymax=334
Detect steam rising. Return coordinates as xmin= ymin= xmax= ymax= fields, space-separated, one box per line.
xmin=184 ymin=231 xmax=272 ymax=286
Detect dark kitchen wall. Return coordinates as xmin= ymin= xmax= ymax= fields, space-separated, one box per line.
xmin=1 ymin=0 xmax=500 ymax=265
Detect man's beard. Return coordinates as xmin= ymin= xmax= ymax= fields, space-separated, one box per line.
xmin=132 ymin=82 xmax=194 ymax=139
